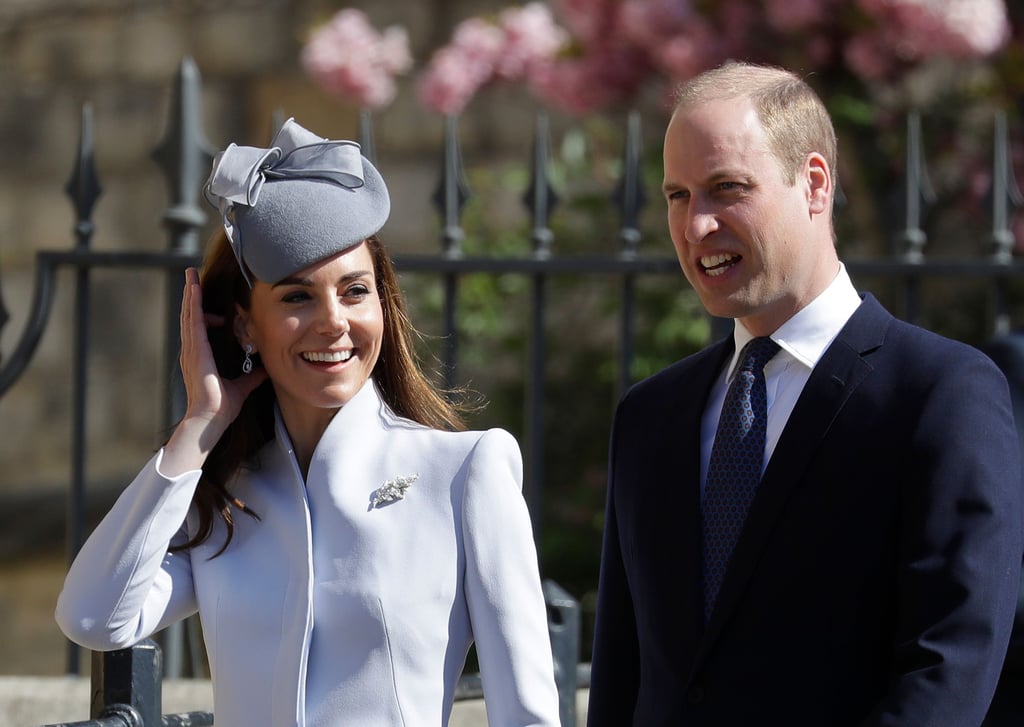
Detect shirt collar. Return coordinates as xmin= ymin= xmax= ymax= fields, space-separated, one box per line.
xmin=727 ymin=262 xmax=862 ymax=375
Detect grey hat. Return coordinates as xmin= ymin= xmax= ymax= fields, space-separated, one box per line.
xmin=204 ymin=118 xmax=390 ymax=286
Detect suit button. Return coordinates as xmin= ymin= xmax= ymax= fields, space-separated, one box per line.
xmin=687 ymin=686 xmax=705 ymax=704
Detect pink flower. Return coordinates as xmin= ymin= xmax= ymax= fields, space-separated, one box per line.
xmin=843 ymin=31 xmax=894 ymax=80
xmin=416 ymin=17 xmax=504 ymax=115
xmin=555 ymin=0 xmax=619 ymax=47
xmin=856 ymin=0 xmax=1010 ymax=61
xmin=496 ymin=2 xmax=568 ymax=80
xmin=618 ymin=0 xmax=694 ymax=48
xmin=714 ymin=0 xmax=761 ymax=60
xmin=657 ymin=28 xmax=718 ymax=81
xmin=416 ymin=46 xmax=490 ymax=116
xmin=418 ymin=4 xmax=567 ymax=115
xmin=528 ymin=43 xmax=652 ymax=116
xmin=765 ymin=0 xmax=832 ymax=33
xmin=301 ymin=9 xmax=412 ymax=111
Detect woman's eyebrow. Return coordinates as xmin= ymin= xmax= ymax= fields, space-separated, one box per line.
xmin=271 ymin=270 xmax=373 ymax=289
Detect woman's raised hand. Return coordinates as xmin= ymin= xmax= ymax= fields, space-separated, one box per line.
xmin=161 ymin=268 xmax=268 ymax=475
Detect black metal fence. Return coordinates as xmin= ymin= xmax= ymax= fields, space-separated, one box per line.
xmin=39 ymin=641 xmax=214 ymax=727
xmin=2 ymin=57 xmax=1023 ymax=725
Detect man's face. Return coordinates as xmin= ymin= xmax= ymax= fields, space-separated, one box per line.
xmin=662 ymin=95 xmax=834 ymax=336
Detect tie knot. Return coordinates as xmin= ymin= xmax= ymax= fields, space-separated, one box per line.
xmin=738 ymin=336 xmax=780 ymax=374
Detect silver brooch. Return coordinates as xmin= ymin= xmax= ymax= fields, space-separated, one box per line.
xmin=371 ymin=474 xmax=419 ymax=508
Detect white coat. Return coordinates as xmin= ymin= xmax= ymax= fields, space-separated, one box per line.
xmin=55 ymin=380 xmax=560 ymax=726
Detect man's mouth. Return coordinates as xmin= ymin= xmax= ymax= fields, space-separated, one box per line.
xmin=700 ymin=253 xmax=738 ymax=277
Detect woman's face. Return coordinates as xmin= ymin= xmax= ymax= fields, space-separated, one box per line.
xmin=235 ymin=240 xmax=384 ymax=432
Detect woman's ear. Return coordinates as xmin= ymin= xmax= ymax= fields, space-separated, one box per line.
xmin=234 ymin=304 xmax=251 ymax=348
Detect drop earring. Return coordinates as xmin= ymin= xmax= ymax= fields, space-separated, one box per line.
xmin=242 ymin=344 xmax=254 ymax=374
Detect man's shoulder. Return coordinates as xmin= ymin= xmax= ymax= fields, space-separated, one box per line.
xmin=845 ymin=294 xmax=989 ymax=362
xmin=878 ymin=314 xmax=993 ymax=366
xmin=621 ymin=342 xmax=727 ymax=407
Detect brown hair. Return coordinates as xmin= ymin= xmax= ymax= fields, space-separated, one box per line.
xmin=672 ymin=61 xmax=837 ymax=188
xmin=174 ymin=229 xmax=467 ymax=556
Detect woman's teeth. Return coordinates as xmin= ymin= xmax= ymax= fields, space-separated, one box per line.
xmin=302 ymin=350 xmax=352 ymax=363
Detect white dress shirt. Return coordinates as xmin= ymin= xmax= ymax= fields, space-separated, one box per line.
xmin=700 ymin=264 xmax=863 ymax=492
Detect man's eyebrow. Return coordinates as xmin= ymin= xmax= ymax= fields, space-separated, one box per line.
xmin=662 ymin=180 xmax=685 ymax=195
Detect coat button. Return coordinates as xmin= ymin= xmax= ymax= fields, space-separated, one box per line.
xmin=687 ymin=686 xmax=705 ymax=704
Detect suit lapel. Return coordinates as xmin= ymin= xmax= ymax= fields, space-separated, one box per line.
xmin=691 ymin=295 xmax=892 ymax=666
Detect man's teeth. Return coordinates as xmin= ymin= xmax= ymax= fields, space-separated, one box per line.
xmin=303 ymin=350 xmax=352 ymax=363
xmin=701 ymin=253 xmax=738 ymax=277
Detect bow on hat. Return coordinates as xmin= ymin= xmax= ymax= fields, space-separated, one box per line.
xmin=204 ymin=118 xmax=367 ymax=286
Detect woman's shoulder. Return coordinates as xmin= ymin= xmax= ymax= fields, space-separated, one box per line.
xmin=388 ymin=417 xmax=519 ymax=455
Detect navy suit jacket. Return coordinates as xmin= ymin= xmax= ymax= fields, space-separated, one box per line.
xmin=588 ymin=294 xmax=1024 ymax=726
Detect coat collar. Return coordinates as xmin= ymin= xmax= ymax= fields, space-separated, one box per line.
xmin=273 ymin=378 xmax=387 ymax=463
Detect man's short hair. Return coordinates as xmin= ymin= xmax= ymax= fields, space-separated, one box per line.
xmin=672 ymin=61 xmax=838 ymax=187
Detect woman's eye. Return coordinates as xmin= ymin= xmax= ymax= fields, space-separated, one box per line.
xmin=282 ymin=291 xmax=310 ymax=303
xmin=344 ymin=284 xmax=371 ymax=299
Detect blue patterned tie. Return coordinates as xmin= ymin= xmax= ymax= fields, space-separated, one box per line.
xmin=702 ymin=336 xmax=780 ymax=621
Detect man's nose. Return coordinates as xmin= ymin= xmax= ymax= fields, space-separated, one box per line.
xmin=685 ymin=198 xmax=720 ymax=244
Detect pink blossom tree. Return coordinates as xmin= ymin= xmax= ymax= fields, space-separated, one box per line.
xmin=416 ymin=2 xmax=569 ymax=115
xmin=301 ymin=8 xmax=413 ymax=111
xmin=301 ymin=1 xmax=1016 ymax=117
xmin=412 ymin=0 xmax=1014 ymax=116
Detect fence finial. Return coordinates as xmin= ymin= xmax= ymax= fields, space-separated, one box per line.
xmin=524 ymin=111 xmax=558 ymax=259
xmin=65 ymin=103 xmax=102 ymax=251
xmin=899 ymin=111 xmax=935 ymax=263
xmin=991 ymin=111 xmax=1023 ymax=263
xmin=432 ymin=114 xmax=470 ymax=258
xmin=614 ymin=111 xmax=646 ymax=259
xmin=151 ymin=56 xmax=215 ymax=255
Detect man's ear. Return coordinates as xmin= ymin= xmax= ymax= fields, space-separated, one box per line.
xmin=806 ymin=152 xmax=831 ymax=215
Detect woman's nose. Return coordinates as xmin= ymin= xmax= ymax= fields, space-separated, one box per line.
xmin=316 ymin=298 xmax=349 ymax=335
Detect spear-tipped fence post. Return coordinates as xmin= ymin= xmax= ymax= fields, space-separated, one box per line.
xmin=989 ymin=111 xmax=1023 ymax=335
xmin=544 ymin=579 xmax=580 ymax=727
xmin=359 ymin=108 xmax=377 ymax=165
xmin=614 ymin=111 xmax=645 ymax=394
xmin=59 ymin=102 xmax=104 ymax=675
xmin=899 ymin=111 xmax=934 ymax=263
xmin=149 ymin=56 xmax=214 ymax=679
xmin=522 ymin=111 xmax=558 ymax=537
xmin=898 ymin=112 xmax=934 ymax=325
xmin=990 ymin=111 xmax=1022 ymax=264
xmin=431 ymin=114 xmax=470 ymax=389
